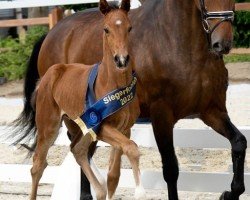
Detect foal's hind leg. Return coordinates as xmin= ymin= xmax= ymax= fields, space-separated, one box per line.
xmin=99 ymin=125 xmax=146 ymax=199
xmin=201 ymin=108 xmax=247 ymax=200
xmin=30 ymin=106 xmax=61 ymax=200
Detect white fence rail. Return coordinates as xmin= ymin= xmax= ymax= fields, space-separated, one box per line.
xmin=0 ymin=0 xmax=141 ymax=9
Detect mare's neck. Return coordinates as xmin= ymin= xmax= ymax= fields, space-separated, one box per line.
xmin=98 ymin=35 xmax=132 ymax=92
xmin=140 ymin=0 xmax=209 ymax=58
xmin=164 ymin=0 xmax=208 ymax=50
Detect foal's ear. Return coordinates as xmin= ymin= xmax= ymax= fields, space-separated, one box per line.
xmin=99 ymin=0 xmax=111 ymax=15
xmin=120 ymin=0 xmax=130 ymax=13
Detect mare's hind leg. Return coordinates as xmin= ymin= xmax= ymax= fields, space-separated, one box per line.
xmin=30 ymin=106 xmax=61 ymax=200
xmin=99 ymin=125 xmax=146 ymax=199
xmin=150 ymin=101 xmax=179 ymax=200
xmin=201 ymin=108 xmax=247 ymax=200
xmin=71 ymin=134 xmax=107 ymax=200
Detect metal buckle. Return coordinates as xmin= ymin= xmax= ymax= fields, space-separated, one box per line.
xmin=202 ymin=19 xmax=210 ymax=33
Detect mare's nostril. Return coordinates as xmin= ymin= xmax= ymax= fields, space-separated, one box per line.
xmin=212 ymin=42 xmax=223 ymax=53
xmin=213 ymin=42 xmax=220 ymax=49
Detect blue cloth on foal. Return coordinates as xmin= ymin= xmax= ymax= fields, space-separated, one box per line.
xmin=80 ymin=63 xmax=137 ymax=134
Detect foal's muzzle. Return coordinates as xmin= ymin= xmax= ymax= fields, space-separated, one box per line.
xmin=114 ymin=55 xmax=130 ymax=69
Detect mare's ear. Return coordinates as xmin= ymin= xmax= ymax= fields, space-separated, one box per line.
xmin=120 ymin=0 xmax=130 ymax=13
xmin=99 ymin=0 xmax=111 ymax=15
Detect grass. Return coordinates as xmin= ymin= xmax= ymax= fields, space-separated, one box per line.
xmin=224 ymin=54 xmax=250 ymax=63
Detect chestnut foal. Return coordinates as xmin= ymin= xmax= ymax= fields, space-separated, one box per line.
xmin=30 ymin=0 xmax=145 ymax=199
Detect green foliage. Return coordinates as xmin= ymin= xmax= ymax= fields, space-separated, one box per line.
xmin=235 ymin=0 xmax=249 ymax=3
xmin=224 ymin=54 xmax=250 ymax=63
xmin=234 ymin=11 xmax=250 ymax=47
xmin=233 ymin=0 xmax=250 ymax=47
xmin=0 ymin=26 xmax=48 ymax=80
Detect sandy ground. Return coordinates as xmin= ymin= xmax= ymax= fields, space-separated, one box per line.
xmin=1 ymin=145 xmax=249 ymax=172
xmin=0 ymin=62 xmax=250 ymax=199
xmin=2 ymin=182 xmax=250 ymax=200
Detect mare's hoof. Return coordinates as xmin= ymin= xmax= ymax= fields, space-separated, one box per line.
xmin=219 ymin=191 xmax=239 ymax=200
xmin=219 ymin=191 xmax=227 ymax=200
xmin=80 ymin=194 xmax=93 ymax=200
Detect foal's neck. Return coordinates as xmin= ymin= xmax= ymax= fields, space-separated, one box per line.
xmin=98 ymin=35 xmax=132 ymax=90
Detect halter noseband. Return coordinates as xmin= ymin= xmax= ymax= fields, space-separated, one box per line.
xmin=199 ymin=0 xmax=234 ymax=48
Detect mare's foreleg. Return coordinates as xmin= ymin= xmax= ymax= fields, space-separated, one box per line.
xmin=150 ymin=101 xmax=179 ymax=200
xmin=30 ymin=104 xmax=61 ymax=200
xmin=201 ymin=109 xmax=247 ymax=200
xmin=99 ymin=125 xmax=146 ymax=200
xmin=71 ymin=134 xmax=107 ymax=200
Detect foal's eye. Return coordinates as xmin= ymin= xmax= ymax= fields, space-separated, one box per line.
xmin=104 ymin=28 xmax=109 ymax=34
xmin=128 ymin=27 xmax=132 ymax=33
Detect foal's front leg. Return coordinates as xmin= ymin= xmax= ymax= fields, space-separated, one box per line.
xmin=201 ymin=108 xmax=247 ymax=200
xmin=107 ymin=146 xmax=123 ymax=200
xmin=71 ymin=134 xmax=107 ymax=200
xmin=63 ymin=116 xmax=97 ymax=200
xmin=107 ymin=130 xmax=130 ymax=199
xmin=99 ymin=125 xmax=146 ymax=199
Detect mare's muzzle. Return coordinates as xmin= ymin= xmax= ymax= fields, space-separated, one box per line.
xmin=212 ymin=39 xmax=232 ymax=55
xmin=114 ymin=54 xmax=130 ymax=68
xmin=199 ymin=0 xmax=234 ymax=55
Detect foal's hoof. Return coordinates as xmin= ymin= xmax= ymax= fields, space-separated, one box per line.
xmin=80 ymin=194 xmax=93 ymax=200
xmin=134 ymin=185 xmax=146 ymax=200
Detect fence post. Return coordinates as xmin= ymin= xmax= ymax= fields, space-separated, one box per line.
xmin=49 ymin=7 xmax=63 ymax=29
xmin=16 ymin=8 xmax=26 ymax=42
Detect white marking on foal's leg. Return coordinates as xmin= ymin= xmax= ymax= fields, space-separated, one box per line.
xmin=106 ymin=196 xmax=114 ymax=200
xmin=90 ymin=158 xmax=107 ymax=190
xmin=134 ymin=183 xmax=146 ymax=200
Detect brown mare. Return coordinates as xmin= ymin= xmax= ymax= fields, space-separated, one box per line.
xmin=28 ymin=0 xmax=146 ymax=199
xmin=12 ymin=0 xmax=247 ymax=199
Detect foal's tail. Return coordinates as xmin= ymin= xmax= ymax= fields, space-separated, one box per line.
xmin=9 ymin=35 xmax=46 ymax=152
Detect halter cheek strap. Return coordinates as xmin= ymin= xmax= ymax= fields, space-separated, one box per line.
xmin=199 ymin=0 xmax=234 ymax=48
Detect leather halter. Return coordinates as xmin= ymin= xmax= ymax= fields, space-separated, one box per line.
xmin=199 ymin=0 xmax=234 ymax=48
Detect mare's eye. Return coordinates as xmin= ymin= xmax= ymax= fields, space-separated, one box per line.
xmin=104 ymin=28 xmax=109 ymax=34
xmin=128 ymin=27 xmax=132 ymax=32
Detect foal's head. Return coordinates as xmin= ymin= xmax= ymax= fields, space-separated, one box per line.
xmin=100 ymin=0 xmax=132 ymax=69
xmin=194 ymin=0 xmax=235 ymax=55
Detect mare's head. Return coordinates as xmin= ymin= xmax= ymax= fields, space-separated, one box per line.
xmin=195 ymin=0 xmax=235 ymax=55
xmin=100 ymin=0 xmax=132 ymax=69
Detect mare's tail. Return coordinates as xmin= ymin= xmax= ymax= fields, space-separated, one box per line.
xmin=9 ymin=35 xmax=46 ymax=151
